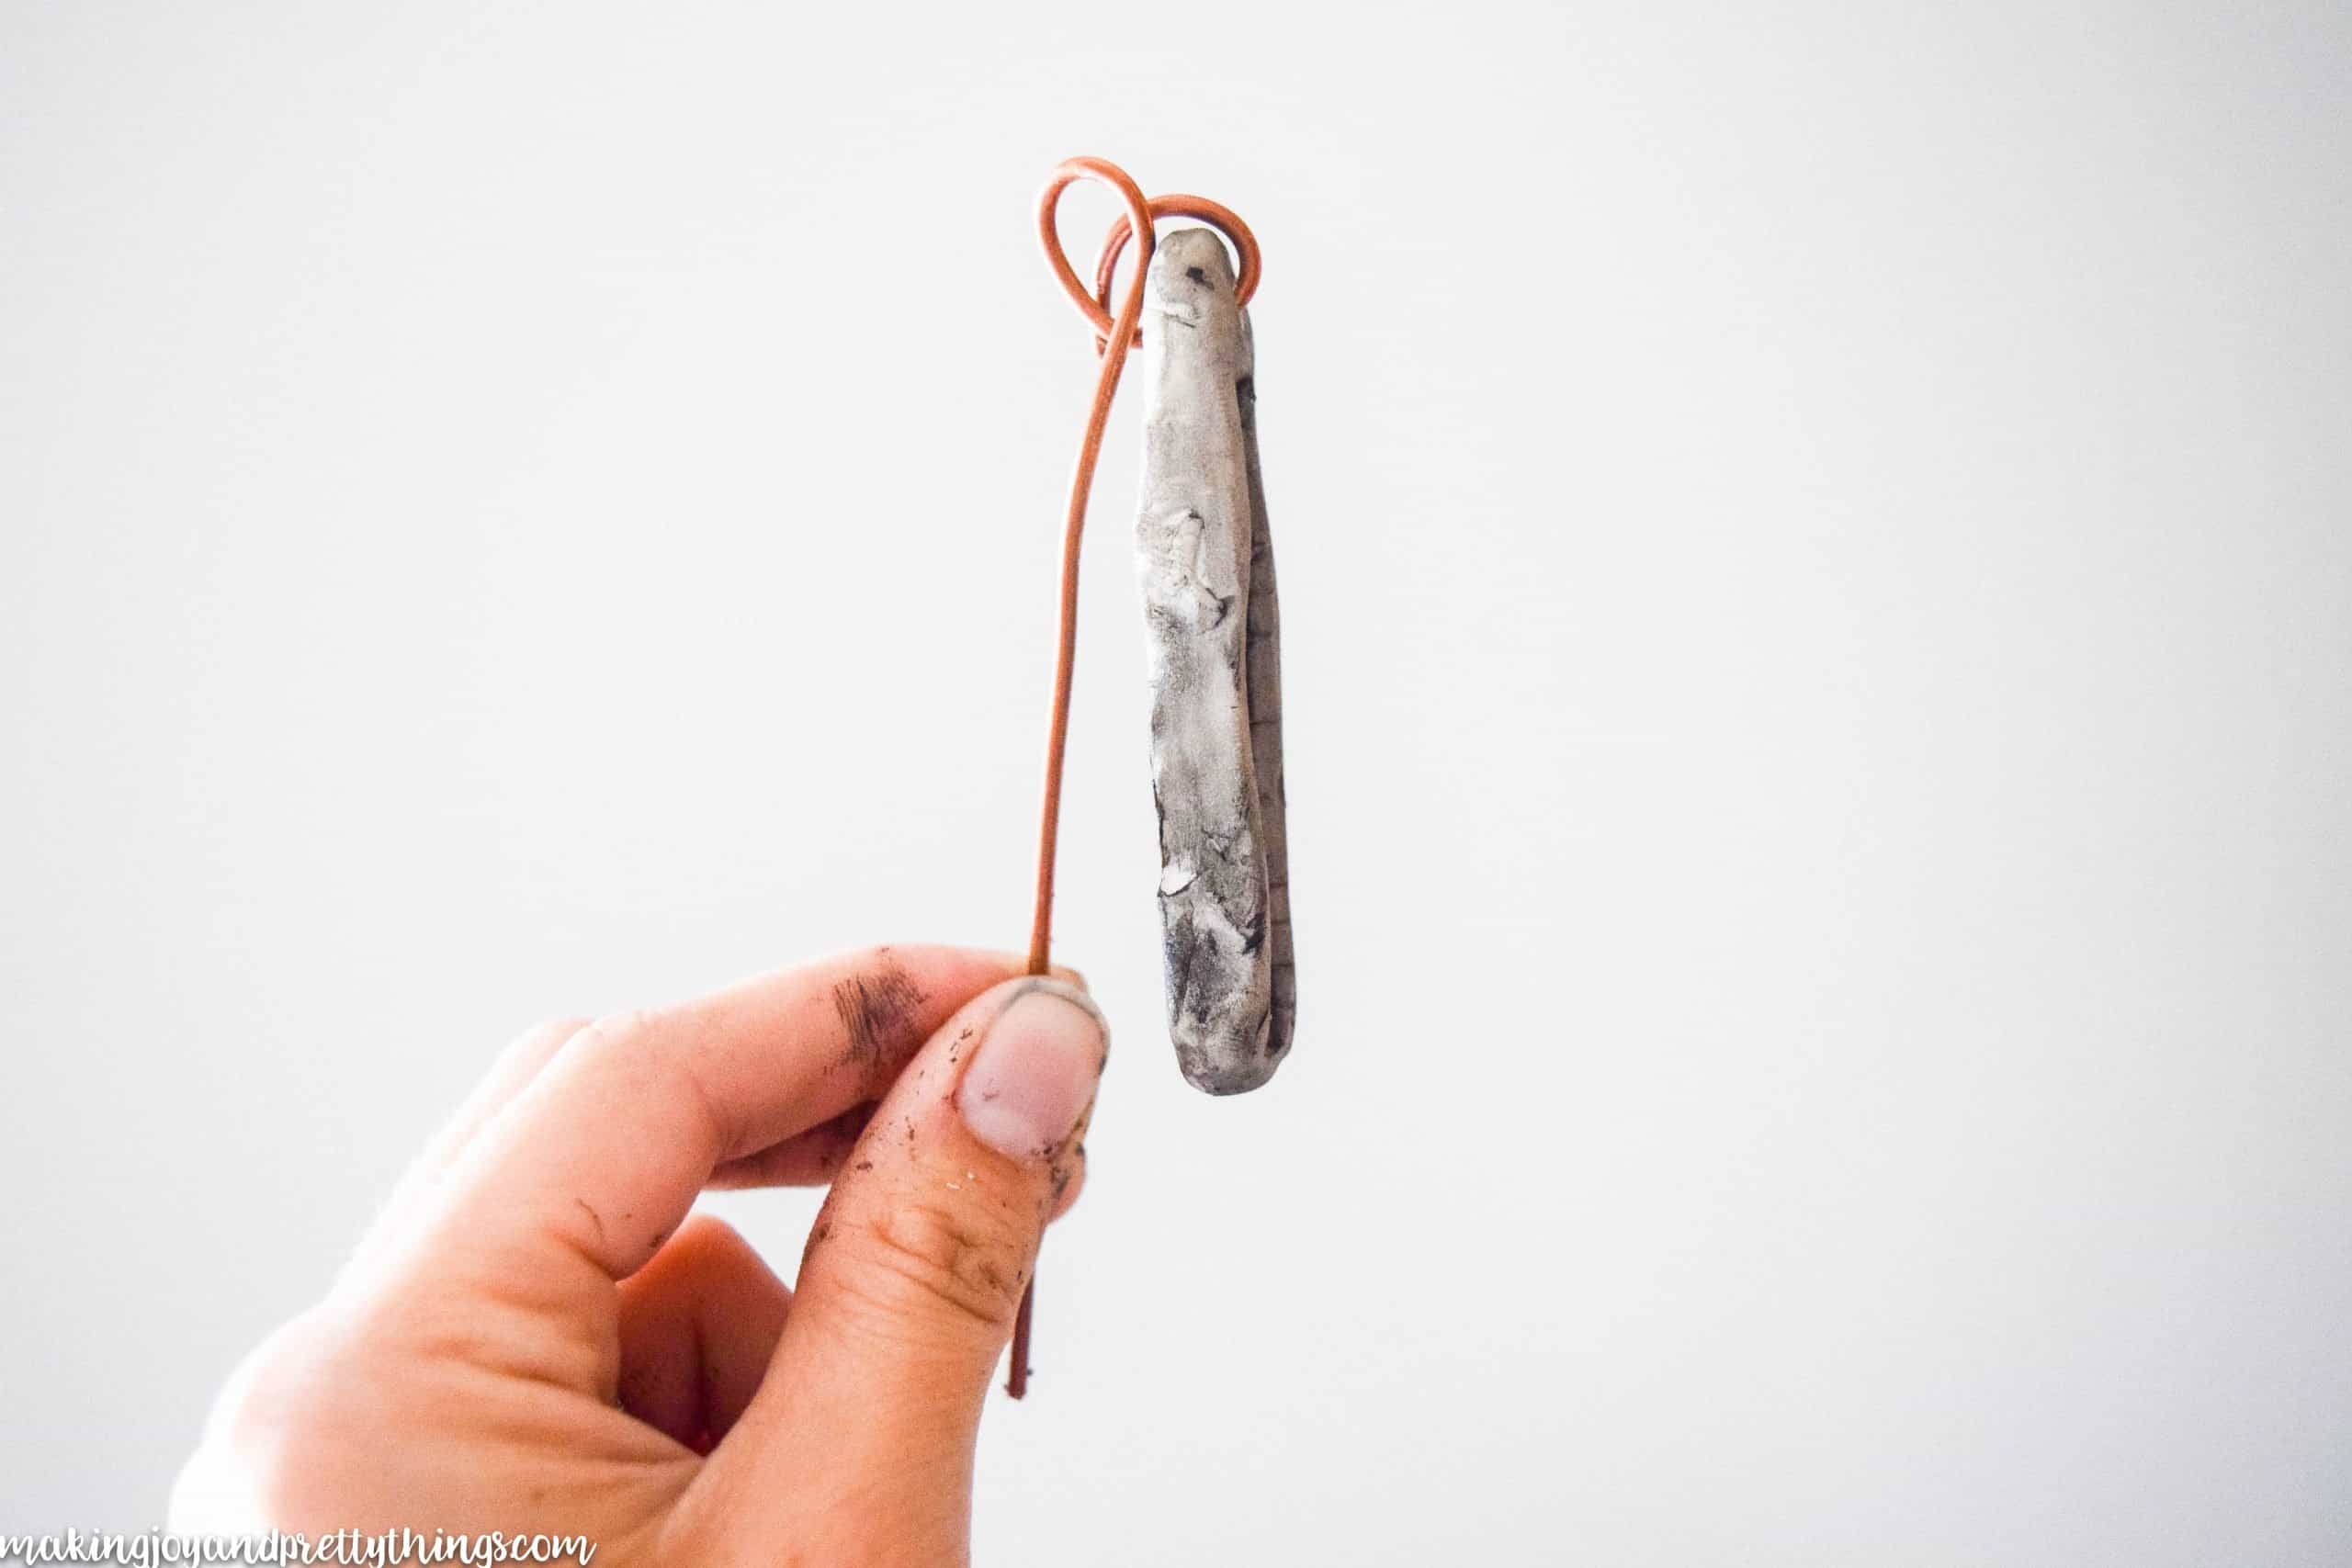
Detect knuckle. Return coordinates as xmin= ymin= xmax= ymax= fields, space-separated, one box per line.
xmin=675 ymin=1210 xmax=746 ymax=1250
xmin=582 ymin=1006 xmax=663 ymax=1045
xmin=186 ymin=1309 xmax=372 ymax=1522
xmin=839 ymin=1197 xmax=1028 ymax=1333
xmin=665 ymin=1213 xmax=752 ymax=1272
xmin=213 ymin=1310 xmax=334 ymax=1447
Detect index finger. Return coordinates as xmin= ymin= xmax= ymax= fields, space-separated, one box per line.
xmin=411 ymin=945 xmax=1048 ymax=1292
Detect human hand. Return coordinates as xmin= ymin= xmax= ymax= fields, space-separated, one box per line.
xmin=171 ymin=945 xmax=1107 ymax=1566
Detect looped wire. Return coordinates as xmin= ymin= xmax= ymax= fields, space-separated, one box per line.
xmin=1023 ymin=156 xmax=1261 ymax=984
xmin=1090 ymin=195 xmax=1261 ymax=350
xmin=1012 ymin=156 xmax=1259 ymax=1403
xmin=1037 ymin=163 xmax=1262 ymax=354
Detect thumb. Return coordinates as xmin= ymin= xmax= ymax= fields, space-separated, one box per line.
xmin=712 ymin=976 xmax=1105 ymax=1525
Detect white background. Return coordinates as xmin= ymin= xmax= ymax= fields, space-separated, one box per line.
xmin=5 ymin=2 xmax=2347 ymax=1562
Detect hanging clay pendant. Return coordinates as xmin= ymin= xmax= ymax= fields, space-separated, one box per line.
xmin=1132 ymin=228 xmax=1296 ymax=1095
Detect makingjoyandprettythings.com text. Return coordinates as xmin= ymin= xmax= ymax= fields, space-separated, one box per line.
xmin=0 ymin=1530 xmax=596 ymax=1566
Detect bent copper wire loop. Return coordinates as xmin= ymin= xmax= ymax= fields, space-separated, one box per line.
xmin=1023 ymin=160 xmax=1261 ymax=978
xmin=1010 ymin=156 xmax=1260 ymax=1397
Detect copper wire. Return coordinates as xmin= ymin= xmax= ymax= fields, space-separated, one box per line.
xmin=1008 ymin=156 xmax=1261 ymax=1398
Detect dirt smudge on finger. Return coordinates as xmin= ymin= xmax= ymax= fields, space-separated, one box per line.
xmin=831 ymin=957 xmax=927 ymax=1070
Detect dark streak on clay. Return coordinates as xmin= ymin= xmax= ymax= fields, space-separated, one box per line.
xmin=1236 ymin=328 xmax=1296 ymax=1070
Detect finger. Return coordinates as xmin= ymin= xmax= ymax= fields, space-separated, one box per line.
xmin=1047 ymin=1121 xmax=1091 ymax=1221
xmin=421 ymin=946 xmax=1066 ymax=1298
xmin=707 ymin=1102 xmax=1091 ymax=1222
xmin=707 ymin=1100 xmax=1092 ymax=1222
xmin=616 ymin=1215 xmax=793 ymax=1454
xmin=417 ymin=1015 xmax=594 ymax=1176
xmin=351 ymin=1015 xmax=589 ymax=1270
xmin=707 ymin=977 xmax=1106 ymax=1527
xmin=707 ymin=1102 xmax=878 ymax=1190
